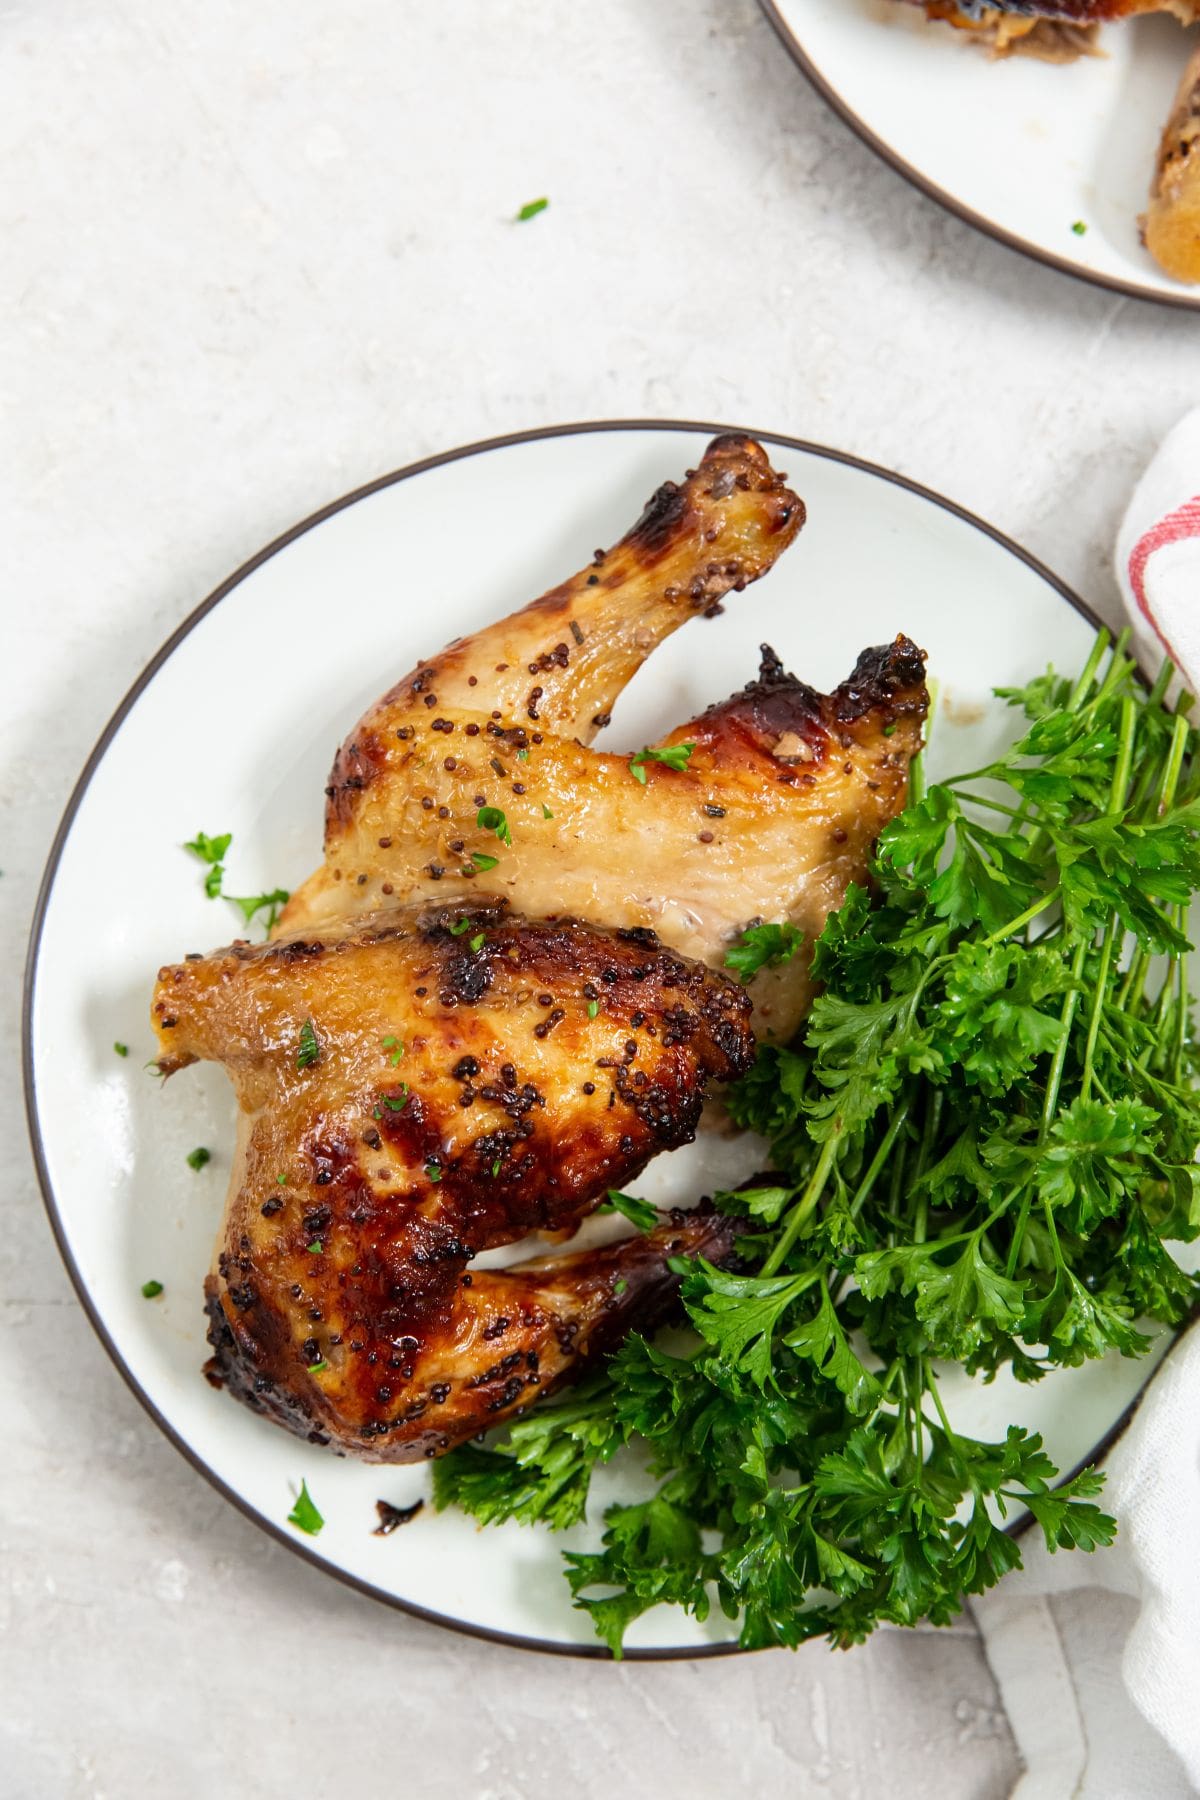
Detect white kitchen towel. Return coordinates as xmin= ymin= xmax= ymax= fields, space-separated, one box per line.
xmin=975 ymin=1326 xmax=1200 ymax=1797
xmin=975 ymin=412 xmax=1200 ymax=1798
xmin=1115 ymin=407 xmax=1200 ymax=686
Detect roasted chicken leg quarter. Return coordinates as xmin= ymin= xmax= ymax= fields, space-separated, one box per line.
xmin=154 ymin=903 xmax=752 ymax=1459
xmin=155 ymin=435 xmax=928 ymax=1460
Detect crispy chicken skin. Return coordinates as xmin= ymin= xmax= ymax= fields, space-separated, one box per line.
xmin=153 ymin=902 xmax=753 ymax=1459
xmin=1146 ymin=45 xmax=1200 ymax=283
xmin=282 ymin=434 xmax=928 ymax=1042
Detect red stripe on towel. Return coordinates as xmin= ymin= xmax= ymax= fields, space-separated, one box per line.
xmin=1127 ymin=497 xmax=1200 ymax=670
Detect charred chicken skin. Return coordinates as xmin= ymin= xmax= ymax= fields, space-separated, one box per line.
xmin=156 ymin=434 xmax=927 ymax=1460
xmin=913 ymin=1 xmax=1198 ymax=24
xmin=153 ymin=903 xmax=752 ymax=1459
xmin=282 ymin=433 xmax=928 ymax=1042
xmin=906 ymin=2 xmax=1196 ymax=61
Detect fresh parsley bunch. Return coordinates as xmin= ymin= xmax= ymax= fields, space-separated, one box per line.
xmin=435 ymin=629 xmax=1200 ymax=1655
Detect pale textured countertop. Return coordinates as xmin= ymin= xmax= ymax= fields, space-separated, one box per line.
xmin=4 ymin=3 xmax=1199 ymax=1796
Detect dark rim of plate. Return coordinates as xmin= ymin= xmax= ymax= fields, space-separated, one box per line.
xmin=21 ymin=418 xmax=1180 ymax=1661
xmin=756 ymin=0 xmax=1200 ymax=315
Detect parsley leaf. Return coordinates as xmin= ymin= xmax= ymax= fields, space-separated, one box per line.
xmin=476 ymin=805 xmax=512 ymax=846
xmin=515 ymin=197 xmax=549 ymax=222
xmin=185 ymin=1146 xmax=211 ymax=1171
xmin=185 ymin=830 xmax=231 ymax=898
xmin=598 ymin=1190 xmax=659 ymax=1232
xmin=287 ymin=1479 xmax=324 ymax=1536
xmin=227 ymin=888 xmax=290 ymax=931
xmin=629 ymin=742 xmax=696 ymax=785
xmin=296 ymin=1018 xmax=320 ymax=1070
xmin=725 ymin=920 xmax=803 ymax=982
xmin=140 ymin=1279 xmax=163 ymax=1299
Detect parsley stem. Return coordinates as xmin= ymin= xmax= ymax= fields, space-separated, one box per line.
xmin=1174 ymin=907 xmax=1189 ymax=1087
xmin=1004 ymin=1190 xmax=1034 ymax=1280
xmin=982 ymin=888 xmax=1060 ymax=948
xmin=849 ymin=1102 xmax=911 ymax=1221
xmin=1039 ymin=937 xmax=1088 ymax=1144
xmin=1158 ymin=712 xmax=1190 ymax=816
xmin=1066 ymin=626 xmax=1111 ymax=710
xmin=1109 ymin=695 xmax=1137 ymax=814
xmin=1116 ymin=946 xmax=1148 ymax=1015
xmin=1079 ymin=920 xmax=1116 ymax=1105
xmin=761 ymin=1133 xmax=841 ymax=1276
xmin=923 ymin=1358 xmax=963 ymax=1455
xmin=911 ymin=1091 xmax=943 ymax=1245
xmin=1147 ymin=656 xmax=1176 ymax=711
xmin=1090 ymin=627 xmax=1134 ymax=710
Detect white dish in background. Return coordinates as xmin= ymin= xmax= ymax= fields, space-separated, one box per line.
xmin=23 ymin=422 xmax=1188 ymax=1655
xmin=762 ymin=0 xmax=1200 ymax=309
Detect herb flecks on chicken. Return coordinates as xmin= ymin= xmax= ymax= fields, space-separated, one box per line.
xmin=281 ymin=433 xmax=928 ymax=1041
xmin=153 ymin=904 xmax=753 ymax=1460
xmin=437 ymin=630 xmax=1200 ymax=1655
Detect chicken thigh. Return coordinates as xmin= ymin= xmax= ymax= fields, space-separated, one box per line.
xmin=154 ymin=902 xmax=752 ymax=1459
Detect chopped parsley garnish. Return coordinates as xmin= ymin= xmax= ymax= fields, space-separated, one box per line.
xmin=182 ymin=830 xmax=286 ymax=933
xmin=276 ymin=1173 xmax=287 ymax=1185
xmin=296 ymin=1018 xmax=321 ymax=1070
xmin=542 ymin=805 xmax=554 ymax=819
xmin=434 ymin=628 xmax=1197 ymax=1659
xmin=426 ymin=1163 xmax=443 ymax=1183
xmin=381 ymin=1035 xmax=406 ymax=1066
xmin=629 ymin=742 xmax=696 ymax=784
xmin=469 ymin=932 xmax=486 ymax=952
xmin=113 ymin=1041 xmax=129 ymax=1058
xmin=598 ymin=1190 xmax=659 ymax=1233
xmin=307 ymin=1359 xmax=328 ymax=1374
xmin=614 ymin=1278 xmax=628 ymax=1297
xmin=448 ymin=918 xmax=475 ymax=937
xmin=185 ymin=1146 xmax=211 ymax=1171
xmin=515 ymin=197 xmax=549 ymax=222
xmin=725 ymin=920 xmax=804 ymax=983
xmin=1071 ymin=219 xmax=1088 ymax=236
xmin=140 ymin=1279 xmax=164 ymax=1299
xmin=587 ymin=1000 xmax=600 ymax=1020
xmin=467 ymin=853 xmax=499 ymax=874
xmin=382 ymin=1087 xmax=410 ymax=1110
xmin=476 ymin=806 xmax=513 ymax=846
xmin=185 ymin=830 xmax=231 ymax=897
xmin=227 ymin=888 xmax=290 ymax=931
xmin=307 ymin=1240 xmax=323 ymax=1255
xmin=287 ymin=1479 xmax=324 ymax=1536
xmin=491 ymin=1159 xmax=502 ymax=1177
xmin=517 ymin=749 xmax=530 ymax=761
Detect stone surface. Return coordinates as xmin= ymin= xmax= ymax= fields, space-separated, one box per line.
xmin=6 ymin=0 xmax=1199 ymax=1793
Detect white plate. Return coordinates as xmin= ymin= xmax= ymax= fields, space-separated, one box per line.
xmin=23 ymin=422 xmax=1184 ymax=1656
xmin=762 ymin=0 xmax=1200 ymax=309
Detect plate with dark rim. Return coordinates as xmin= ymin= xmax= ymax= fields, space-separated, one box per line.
xmin=760 ymin=0 xmax=1200 ymax=311
xmin=22 ymin=420 xmax=1188 ymax=1656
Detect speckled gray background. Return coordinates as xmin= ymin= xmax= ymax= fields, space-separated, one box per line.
xmin=5 ymin=3 xmax=1199 ymax=1795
